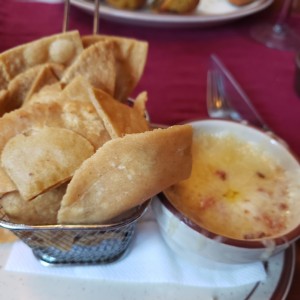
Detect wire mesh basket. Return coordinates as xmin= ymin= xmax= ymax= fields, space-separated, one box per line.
xmin=0 ymin=200 xmax=149 ymax=265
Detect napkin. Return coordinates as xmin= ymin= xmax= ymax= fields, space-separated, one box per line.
xmin=5 ymin=210 xmax=266 ymax=288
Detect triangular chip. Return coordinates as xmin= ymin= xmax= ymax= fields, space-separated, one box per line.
xmin=61 ymin=40 xmax=116 ymax=96
xmin=23 ymin=63 xmax=63 ymax=105
xmin=1 ymin=127 xmax=95 ymax=201
xmin=1 ymin=183 xmax=67 ymax=225
xmin=59 ymin=100 xmax=111 ymax=149
xmin=0 ymin=65 xmax=46 ymax=115
xmin=24 ymin=82 xmax=63 ymax=106
xmin=0 ymin=63 xmax=63 ymax=115
xmin=91 ymin=87 xmax=149 ymax=138
xmin=0 ymin=165 xmax=16 ymax=196
xmin=0 ymin=31 xmax=83 ymax=87
xmin=0 ymin=61 xmax=9 ymax=90
xmin=58 ymin=125 xmax=192 ymax=224
xmin=60 ymin=76 xmax=95 ymax=104
xmin=0 ymin=99 xmax=109 ymax=152
xmin=82 ymin=35 xmax=148 ymax=101
xmin=0 ymin=90 xmax=9 ymax=117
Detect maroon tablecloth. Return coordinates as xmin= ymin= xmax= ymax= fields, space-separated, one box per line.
xmin=1 ymin=1 xmax=300 ymax=156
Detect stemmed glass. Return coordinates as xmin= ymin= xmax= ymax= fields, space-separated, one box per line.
xmin=251 ymin=0 xmax=300 ymax=51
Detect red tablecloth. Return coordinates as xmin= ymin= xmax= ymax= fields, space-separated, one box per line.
xmin=1 ymin=1 xmax=300 ymax=156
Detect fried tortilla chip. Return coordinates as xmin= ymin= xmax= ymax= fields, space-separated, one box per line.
xmin=1 ymin=127 xmax=95 ymax=201
xmin=1 ymin=183 xmax=67 ymax=225
xmin=0 ymin=61 xmax=9 ymax=90
xmin=61 ymin=40 xmax=116 ymax=96
xmin=23 ymin=64 xmax=62 ymax=105
xmin=0 ymin=165 xmax=16 ymax=196
xmin=0 ymin=90 xmax=9 ymax=117
xmin=0 ymin=65 xmax=44 ymax=115
xmin=60 ymin=100 xmax=111 ymax=149
xmin=0 ymin=64 xmax=62 ymax=115
xmin=0 ymin=99 xmax=109 ymax=153
xmin=82 ymin=35 xmax=148 ymax=101
xmin=91 ymin=87 xmax=149 ymax=138
xmin=60 ymin=76 xmax=94 ymax=104
xmin=0 ymin=31 xmax=83 ymax=87
xmin=24 ymin=82 xmax=63 ymax=106
xmin=58 ymin=125 xmax=192 ymax=224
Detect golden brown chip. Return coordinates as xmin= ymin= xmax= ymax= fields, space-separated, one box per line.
xmin=24 ymin=82 xmax=63 ymax=106
xmin=1 ymin=127 xmax=95 ymax=201
xmin=0 ymin=90 xmax=9 ymax=117
xmin=61 ymin=40 xmax=116 ymax=96
xmin=57 ymin=125 xmax=193 ymax=224
xmin=0 ymin=65 xmax=46 ymax=115
xmin=82 ymin=35 xmax=148 ymax=101
xmin=0 ymin=165 xmax=16 ymax=196
xmin=91 ymin=87 xmax=149 ymax=138
xmin=0 ymin=31 xmax=83 ymax=86
xmin=60 ymin=76 xmax=95 ymax=104
xmin=0 ymin=101 xmax=65 ymax=155
xmin=0 ymin=61 xmax=9 ymax=90
xmin=1 ymin=183 xmax=67 ymax=225
xmin=0 ymin=99 xmax=109 ymax=153
xmin=59 ymin=100 xmax=111 ymax=149
xmin=23 ymin=64 xmax=62 ymax=105
xmin=0 ymin=63 xmax=64 ymax=115
xmin=133 ymin=91 xmax=148 ymax=117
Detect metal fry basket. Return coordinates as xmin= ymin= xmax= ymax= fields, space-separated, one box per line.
xmin=0 ymin=200 xmax=149 ymax=265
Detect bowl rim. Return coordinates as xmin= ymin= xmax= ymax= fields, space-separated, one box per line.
xmin=157 ymin=118 xmax=300 ymax=249
xmin=158 ymin=192 xmax=300 ymax=249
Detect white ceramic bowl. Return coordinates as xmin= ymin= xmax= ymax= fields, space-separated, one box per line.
xmin=153 ymin=119 xmax=300 ymax=264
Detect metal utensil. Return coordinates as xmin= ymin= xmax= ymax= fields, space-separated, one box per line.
xmin=63 ymin=0 xmax=100 ymax=33
xmin=207 ymin=54 xmax=271 ymax=132
xmin=207 ymin=69 xmax=243 ymax=122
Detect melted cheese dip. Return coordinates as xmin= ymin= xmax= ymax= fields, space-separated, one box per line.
xmin=165 ymin=133 xmax=293 ymax=240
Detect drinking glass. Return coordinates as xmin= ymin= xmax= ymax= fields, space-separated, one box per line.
xmin=251 ymin=0 xmax=300 ymax=51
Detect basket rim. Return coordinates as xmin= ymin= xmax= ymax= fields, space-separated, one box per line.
xmin=0 ymin=199 xmax=150 ymax=231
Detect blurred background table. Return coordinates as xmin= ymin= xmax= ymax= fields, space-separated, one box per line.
xmin=1 ymin=1 xmax=300 ymax=299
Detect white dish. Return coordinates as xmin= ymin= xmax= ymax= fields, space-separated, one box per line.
xmin=0 ymin=236 xmax=295 ymax=300
xmin=70 ymin=0 xmax=273 ymax=28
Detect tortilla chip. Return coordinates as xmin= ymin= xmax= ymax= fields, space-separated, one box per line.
xmin=61 ymin=40 xmax=116 ymax=96
xmin=60 ymin=100 xmax=111 ymax=149
xmin=60 ymin=76 xmax=94 ymax=104
xmin=82 ymin=35 xmax=148 ymax=101
xmin=91 ymin=87 xmax=149 ymax=138
xmin=24 ymin=82 xmax=63 ymax=106
xmin=0 ymin=90 xmax=9 ymax=117
xmin=0 ymin=61 xmax=9 ymax=90
xmin=0 ymin=101 xmax=64 ymax=155
xmin=1 ymin=127 xmax=95 ymax=201
xmin=0 ymin=31 xmax=83 ymax=86
xmin=58 ymin=125 xmax=192 ymax=224
xmin=0 ymin=64 xmax=60 ymax=115
xmin=1 ymin=183 xmax=67 ymax=225
xmin=23 ymin=64 xmax=62 ymax=105
xmin=0 ymin=98 xmax=109 ymax=153
xmin=0 ymin=165 xmax=16 ymax=196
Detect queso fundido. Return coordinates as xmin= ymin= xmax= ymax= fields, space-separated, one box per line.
xmin=165 ymin=130 xmax=299 ymax=240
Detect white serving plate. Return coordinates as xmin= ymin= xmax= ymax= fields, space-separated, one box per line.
xmin=70 ymin=0 xmax=273 ymax=28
